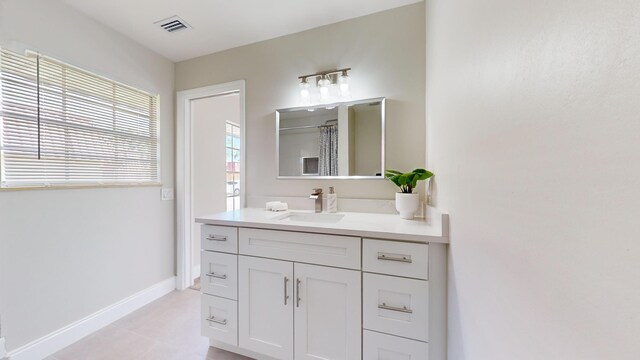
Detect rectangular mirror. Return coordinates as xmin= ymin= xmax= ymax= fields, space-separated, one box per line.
xmin=276 ymin=97 xmax=385 ymax=179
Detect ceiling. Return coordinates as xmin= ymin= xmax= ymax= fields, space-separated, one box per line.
xmin=63 ymin=0 xmax=422 ymax=62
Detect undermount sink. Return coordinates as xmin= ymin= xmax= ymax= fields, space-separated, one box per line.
xmin=278 ymin=211 xmax=345 ymax=224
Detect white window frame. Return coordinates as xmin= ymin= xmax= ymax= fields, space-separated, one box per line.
xmin=225 ymin=120 xmax=241 ymax=211
xmin=0 ymin=49 xmax=161 ymax=191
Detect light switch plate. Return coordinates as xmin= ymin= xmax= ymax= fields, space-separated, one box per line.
xmin=161 ymin=188 xmax=174 ymax=201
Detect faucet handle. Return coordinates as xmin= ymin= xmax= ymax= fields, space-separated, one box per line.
xmin=312 ymin=188 xmax=323 ymax=194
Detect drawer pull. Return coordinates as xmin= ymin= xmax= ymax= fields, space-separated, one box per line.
xmin=206 ymin=316 xmax=228 ymax=325
xmin=206 ymin=235 xmax=228 ymax=242
xmin=296 ymin=278 xmax=302 ymax=308
xmin=377 ymin=253 xmax=412 ymax=263
xmin=204 ymin=272 xmax=227 ymax=279
xmin=378 ymin=302 xmax=413 ymax=314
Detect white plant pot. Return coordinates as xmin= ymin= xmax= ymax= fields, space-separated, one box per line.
xmin=395 ymin=192 xmax=420 ymax=220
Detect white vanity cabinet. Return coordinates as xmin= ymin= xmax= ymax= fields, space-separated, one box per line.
xmin=196 ymin=208 xmax=449 ymax=360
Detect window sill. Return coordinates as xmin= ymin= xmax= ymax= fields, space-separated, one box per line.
xmin=0 ymin=183 xmax=163 ymax=192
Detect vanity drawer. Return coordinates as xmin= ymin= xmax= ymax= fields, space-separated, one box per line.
xmin=363 ymin=239 xmax=428 ymax=280
xmin=201 ymin=225 xmax=238 ymax=253
xmin=363 ymin=330 xmax=428 ymax=360
xmin=201 ymin=251 xmax=238 ymax=300
xmin=239 ymin=228 xmax=361 ymax=269
xmin=363 ymin=273 xmax=429 ymax=342
xmin=201 ymin=294 xmax=238 ymax=347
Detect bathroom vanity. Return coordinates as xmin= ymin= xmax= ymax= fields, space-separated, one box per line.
xmin=195 ymin=208 xmax=449 ymax=360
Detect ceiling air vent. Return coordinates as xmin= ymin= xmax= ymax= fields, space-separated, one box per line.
xmin=155 ymin=15 xmax=192 ymax=33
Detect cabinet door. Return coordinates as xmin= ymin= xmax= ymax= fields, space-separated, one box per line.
xmin=238 ymin=256 xmax=294 ymax=360
xmin=294 ymin=263 xmax=362 ymax=360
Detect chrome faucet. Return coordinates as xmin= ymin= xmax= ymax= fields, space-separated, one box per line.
xmin=310 ymin=188 xmax=323 ymax=213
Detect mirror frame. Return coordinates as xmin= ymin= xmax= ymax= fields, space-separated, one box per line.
xmin=276 ymin=97 xmax=386 ymax=180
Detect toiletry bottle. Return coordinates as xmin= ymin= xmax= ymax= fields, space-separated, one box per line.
xmin=327 ymin=187 xmax=338 ymax=213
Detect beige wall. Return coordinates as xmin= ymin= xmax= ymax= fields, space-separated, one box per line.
xmin=192 ymin=94 xmax=240 ymax=269
xmin=425 ymin=0 xmax=640 ymax=359
xmin=176 ymin=3 xmax=426 ymax=200
xmin=0 ymin=0 xmax=175 ymax=351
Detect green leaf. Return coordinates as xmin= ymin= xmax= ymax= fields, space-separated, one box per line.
xmin=416 ymin=170 xmax=433 ymax=181
xmin=398 ymin=174 xmax=409 ymax=185
xmin=384 ymin=168 xmax=435 ymax=192
xmin=388 ymin=175 xmax=401 ymax=187
xmin=406 ymin=174 xmax=414 ymax=187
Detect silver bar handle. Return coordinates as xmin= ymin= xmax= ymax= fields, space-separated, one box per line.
xmin=296 ymin=278 xmax=302 ymax=308
xmin=204 ymin=272 xmax=227 ymax=279
xmin=206 ymin=235 xmax=228 ymax=242
xmin=284 ymin=277 xmax=289 ymax=305
xmin=377 ymin=253 xmax=412 ymax=263
xmin=378 ymin=302 xmax=413 ymax=314
xmin=206 ymin=316 xmax=228 ymax=325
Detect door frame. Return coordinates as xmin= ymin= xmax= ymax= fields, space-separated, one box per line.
xmin=176 ymin=80 xmax=246 ymax=290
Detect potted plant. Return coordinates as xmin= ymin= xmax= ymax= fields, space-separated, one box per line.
xmin=385 ymin=168 xmax=434 ymax=219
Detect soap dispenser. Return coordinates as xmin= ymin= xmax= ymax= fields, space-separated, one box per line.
xmin=327 ymin=186 xmax=338 ymax=213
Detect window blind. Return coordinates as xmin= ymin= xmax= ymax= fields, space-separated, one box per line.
xmin=0 ymin=48 xmax=159 ymax=188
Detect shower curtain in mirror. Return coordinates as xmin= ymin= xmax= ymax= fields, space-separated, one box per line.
xmin=318 ymin=125 xmax=338 ymax=176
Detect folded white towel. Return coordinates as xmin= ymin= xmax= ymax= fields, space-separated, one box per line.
xmin=266 ymin=201 xmax=289 ymax=211
xmin=271 ymin=203 xmax=288 ymax=211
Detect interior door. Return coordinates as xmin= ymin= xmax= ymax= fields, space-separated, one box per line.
xmin=294 ymin=263 xmax=362 ymax=360
xmin=238 ymin=256 xmax=294 ymax=360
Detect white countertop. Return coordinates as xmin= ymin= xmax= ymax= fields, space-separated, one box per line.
xmin=195 ymin=208 xmax=449 ymax=244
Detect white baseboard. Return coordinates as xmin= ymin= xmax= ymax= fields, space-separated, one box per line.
xmin=192 ymin=265 xmax=201 ymax=281
xmin=7 ymin=277 xmax=176 ymax=360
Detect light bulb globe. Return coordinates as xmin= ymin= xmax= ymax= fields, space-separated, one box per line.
xmin=338 ymin=73 xmax=351 ymax=97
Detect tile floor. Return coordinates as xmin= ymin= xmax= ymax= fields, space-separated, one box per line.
xmin=48 ymin=288 xmax=251 ymax=360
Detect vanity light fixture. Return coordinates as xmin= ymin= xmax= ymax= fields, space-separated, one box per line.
xmin=298 ymin=68 xmax=352 ymax=104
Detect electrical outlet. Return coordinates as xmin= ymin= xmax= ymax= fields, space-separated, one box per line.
xmin=161 ymin=188 xmax=174 ymax=201
xmin=0 ymin=337 xmax=7 ymax=359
